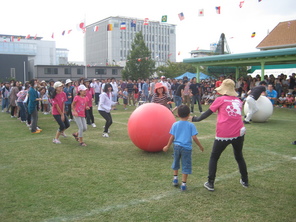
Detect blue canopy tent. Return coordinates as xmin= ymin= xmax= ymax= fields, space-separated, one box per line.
xmin=174 ymin=72 xmax=211 ymax=80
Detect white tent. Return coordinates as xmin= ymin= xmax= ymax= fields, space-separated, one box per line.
xmin=249 ymin=68 xmax=296 ymax=78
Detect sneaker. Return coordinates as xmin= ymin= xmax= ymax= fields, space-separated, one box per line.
xmin=1 ymin=110 xmax=4 ymax=112
xmin=102 ymin=133 xmax=109 ymax=138
xmin=172 ymin=179 xmax=179 ymax=187
xmin=69 ymin=119 xmax=73 ymax=122
xmin=53 ymin=138 xmax=61 ymax=144
xmin=37 ymin=127 xmax=42 ymax=132
xmin=240 ymin=179 xmax=249 ymax=188
xmin=291 ymin=141 xmax=296 ymax=145
xmin=92 ymin=123 xmax=96 ymax=128
xmin=180 ymin=185 xmax=187 ymax=191
xmin=243 ymin=120 xmax=250 ymax=124
xmin=31 ymin=130 xmax=41 ymax=134
xmin=204 ymin=182 xmax=214 ymax=191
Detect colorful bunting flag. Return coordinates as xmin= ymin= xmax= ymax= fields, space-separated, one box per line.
xmin=62 ymin=30 xmax=65 ymax=36
xmin=178 ymin=51 xmax=181 ymax=55
xmin=178 ymin=12 xmax=184 ymax=21
xmin=251 ymin=32 xmax=256 ymax=38
xmin=239 ymin=1 xmax=244 ymax=8
xmin=198 ymin=9 xmax=204 ymax=16
xmin=93 ymin=26 xmax=99 ymax=32
xmin=17 ymin=37 xmax=21 ymax=41
xmin=144 ymin=18 xmax=149 ymax=25
xmin=10 ymin=36 xmax=14 ymax=42
xmin=34 ymin=34 xmax=37 ymax=39
xmin=131 ymin=20 xmax=136 ymax=28
xmin=258 ymin=0 xmax=262 ymax=2
xmin=161 ymin=15 xmax=167 ymax=22
xmin=215 ymin=6 xmax=221 ymax=14
xmin=68 ymin=30 xmax=72 ymax=34
xmin=120 ymin=22 xmax=126 ymax=30
xmin=25 ymin=34 xmax=30 ymax=39
xmin=51 ymin=33 xmax=54 ymax=39
xmin=107 ymin=24 xmax=113 ymax=31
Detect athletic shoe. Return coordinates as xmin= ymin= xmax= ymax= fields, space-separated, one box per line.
xmin=31 ymin=130 xmax=41 ymax=134
xmin=172 ymin=179 xmax=179 ymax=187
xmin=92 ymin=123 xmax=96 ymax=128
xmin=240 ymin=179 xmax=249 ymax=188
xmin=1 ymin=110 xmax=4 ymax=112
xmin=204 ymin=182 xmax=214 ymax=191
xmin=53 ymin=138 xmax=61 ymax=144
xmin=37 ymin=127 xmax=42 ymax=132
xmin=291 ymin=141 xmax=296 ymax=145
xmin=180 ymin=185 xmax=187 ymax=191
xmin=103 ymin=126 xmax=110 ymax=133
xmin=102 ymin=133 xmax=109 ymax=138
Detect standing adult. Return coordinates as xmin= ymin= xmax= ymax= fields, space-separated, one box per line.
xmin=1 ymin=82 xmax=10 ymax=112
xmin=288 ymin=73 xmax=295 ymax=93
xmin=126 ymin=79 xmax=135 ymax=106
xmin=64 ymin=79 xmax=74 ymax=122
xmin=92 ymin=79 xmax=101 ymax=106
xmin=110 ymin=78 xmax=118 ymax=108
xmin=98 ymin=83 xmax=117 ymax=138
xmin=151 ymin=82 xmax=171 ymax=109
xmin=243 ymin=81 xmax=267 ymax=124
xmin=28 ymin=79 xmax=42 ymax=134
xmin=9 ymin=81 xmax=19 ymax=118
xmin=191 ymin=79 xmax=248 ymax=191
xmin=190 ymin=77 xmax=203 ymax=113
xmin=84 ymin=80 xmax=96 ymax=127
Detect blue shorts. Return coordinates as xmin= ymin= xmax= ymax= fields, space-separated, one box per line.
xmin=171 ymin=144 xmax=192 ymax=174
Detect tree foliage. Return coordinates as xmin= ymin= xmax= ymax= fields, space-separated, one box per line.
xmin=122 ymin=32 xmax=155 ymax=80
xmin=155 ymin=61 xmax=197 ymax=79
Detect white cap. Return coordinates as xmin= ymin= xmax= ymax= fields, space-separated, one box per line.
xmin=65 ymin=79 xmax=72 ymax=85
xmin=78 ymin=84 xmax=87 ymax=91
xmin=54 ymin=81 xmax=63 ymax=89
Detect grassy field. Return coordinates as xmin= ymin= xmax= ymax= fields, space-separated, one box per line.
xmin=1 ymin=103 xmax=295 ymax=222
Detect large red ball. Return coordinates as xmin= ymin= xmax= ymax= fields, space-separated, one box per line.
xmin=128 ymin=103 xmax=176 ymax=152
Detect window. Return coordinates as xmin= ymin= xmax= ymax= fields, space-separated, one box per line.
xmin=44 ymin=68 xmax=58 ymax=74
xmin=77 ymin=68 xmax=84 ymax=75
xmin=10 ymin=68 xmax=15 ymax=78
xmin=95 ymin=69 xmax=106 ymax=75
xmin=112 ymin=69 xmax=118 ymax=75
xmin=64 ymin=67 xmax=71 ymax=74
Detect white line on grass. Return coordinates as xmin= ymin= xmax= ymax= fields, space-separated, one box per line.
xmin=43 ymin=153 xmax=295 ymax=222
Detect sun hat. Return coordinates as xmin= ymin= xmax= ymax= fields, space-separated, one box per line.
xmin=65 ymin=79 xmax=72 ymax=85
xmin=53 ymin=81 xmax=63 ymax=89
xmin=161 ymin=75 xmax=166 ymax=79
xmin=154 ymin=82 xmax=167 ymax=93
xmin=215 ymin=79 xmax=238 ymax=97
xmin=78 ymin=84 xmax=87 ymax=91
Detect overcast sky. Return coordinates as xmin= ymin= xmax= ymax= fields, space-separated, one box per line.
xmin=1 ymin=0 xmax=295 ymax=62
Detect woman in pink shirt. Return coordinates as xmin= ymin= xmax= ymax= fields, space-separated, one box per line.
xmin=84 ymin=80 xmax=96 ymax=127
xmin=191 ymin=79 xmax=248 ymax=191
xmin=72 ymin=85 xmax=89 ymax=146
xmin=51 ymin=81 xmax=70 ymax=144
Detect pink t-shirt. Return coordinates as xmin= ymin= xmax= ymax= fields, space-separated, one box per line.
xmin=73 ymin=95 xmax=89 ymax=117
xmin=51 ymin=92 xmax=67 ymax=115
xmin=210 ymin=96 xmax=245 ymax=139
xmin=86 ymin=88 xmax=94 ymax=107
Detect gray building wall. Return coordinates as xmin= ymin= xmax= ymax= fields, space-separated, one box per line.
xmin=34 ymin=65 xmax=123 ymax=81
xmin=85 ymin=16 xmax=176 ymax=68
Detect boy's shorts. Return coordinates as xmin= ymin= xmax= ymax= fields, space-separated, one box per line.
xmin=123 ymin=98 xmax=128 ymax=105
xmin=171 ymin=144 xmax=192 ymax=174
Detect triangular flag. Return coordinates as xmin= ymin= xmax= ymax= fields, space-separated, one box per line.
xmin=107 ymin=24 xmax=113 ymax=31
xmin=161 ymin=15 xmax=167 ymax=22
xmin=93 ymin=26 xmax=99 ymax=32
xmin=51 ymin=33 xmax=54 ymax=39
xmin=25 ymin=34 xmax=30 ymax=39
xmin=10 ymin=36 xmax=14 ymax=42
xmin=251 ymin=32 xmax=256 ymax=38
xmin=215 ymin=6 xmax=221 ymax=14
xmin=68 ymin=30 xmax=72 ymax=34
xmin=120 ymin=22 xmax=126 ymax=30
xmin=178 ymin=12 xmax=184 ymax=21
xmin=34 ymin=34 xmax=37 ymax=40
xmin=131 ymin=20 xmax=136 ymax=28
xmin=17 ymin=37 xmax=21 ymax=41
xmin=144 ymin=18 xmax=149 ymax=25
xmin=198 ymin=9 xmax=204 ymax=16
xmin=239 ymin=1 xmax=244 ymax=8
xmin=62 ymin=30 xmax=65 ymax=35
xmin=178 ymin=51 xmax=181 ymax=55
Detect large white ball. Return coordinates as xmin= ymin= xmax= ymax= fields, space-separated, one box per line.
xmin=244 ymin=96 xmax=273 ymax=123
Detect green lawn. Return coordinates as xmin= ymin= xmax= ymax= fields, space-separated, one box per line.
xmin=1 ymin=103 xmax=295 ymax=222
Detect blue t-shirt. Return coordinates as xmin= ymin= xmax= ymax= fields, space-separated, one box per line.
xmin=266 ymin=90 xmax=277 ymax=104
xmin=169 ymin=120 xmax=198 ymax=150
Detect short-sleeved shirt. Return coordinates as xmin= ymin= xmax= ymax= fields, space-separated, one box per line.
xmin=176 ymin=84 xmax=185 ymax=97
xmin=249 ymin=85 xmax=266 ymax=100
xmin=73 ymin=95 xmax=89 ymax=117
xmin=86 ymin=87 xmax=95 ymax=107
xmin=190 ymin=83 xmax=201 ymax=95
xmin=266 ymin=90 xmax=277 ymax=104
xmin=170 ymin=120 xmax=198 ymax=150
xmin=210 ymin=96 xmax=245 ymax=139
xmin=51 ymin=92 xmax=67 ymax=115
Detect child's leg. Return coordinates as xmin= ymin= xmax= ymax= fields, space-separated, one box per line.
xmin=182 ymin=174 xmax=188 ymax=183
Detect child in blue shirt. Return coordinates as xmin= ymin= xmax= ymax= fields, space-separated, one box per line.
xmin=163 ymin=105 xmax=204 ymax=191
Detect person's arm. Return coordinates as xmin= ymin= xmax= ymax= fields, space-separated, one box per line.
xmin=192 ymin=135 xmax=204 ymax=152
xmin=192 ymin=109 xmax=213 ymax=122
xmin=163 ymin=135 xmax=174 ymax=152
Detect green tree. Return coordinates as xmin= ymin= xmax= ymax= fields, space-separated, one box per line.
xmin=122 ymin=32 xmax=155 ymax=80
xmin=155 ymin=61 xmax=196 ymax=79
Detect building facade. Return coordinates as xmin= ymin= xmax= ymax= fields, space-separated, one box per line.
xmin=85 ymin=16 xmax=176 ymax=68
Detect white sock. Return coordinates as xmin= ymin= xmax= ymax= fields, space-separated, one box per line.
xmin=174 ymin=176 xmax=178 ymax=180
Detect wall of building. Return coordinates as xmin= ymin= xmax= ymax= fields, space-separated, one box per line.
xmin=0 ymin=54 xmax=28 ymax=82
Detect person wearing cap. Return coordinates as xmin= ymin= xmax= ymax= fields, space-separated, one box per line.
xmin=98 ymin=83 xmax=117 ymax=138
xmin=151 ymin=82 xmax=171 ymax=109
xmin=28 ymin=79 xmax=42 ymax=134
xmin=51 ymin=81 xmax=70 ymax=144
xmin=243 ymin=81 xmax=267 ymax=124
xmin=191 ymin=79 xmax=249 ymax=191
xmin=72 ymin=84 xmax=90 ymax=146
xmin=160 ymin=76 xmax=171 ymax=98
xmin=64 ymin=79 xmax=74 ymax=122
